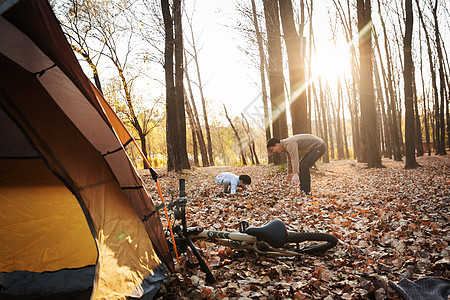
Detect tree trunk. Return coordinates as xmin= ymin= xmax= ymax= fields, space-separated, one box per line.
xmin=326 ymin=87 xmax=335 ymax=160
xmin=242 ymin=113 xmax=260 ymax=165
xmin=404 ymin=0 xmax=419 ymax=168
xmin=184 ymin=90 xmax=198 ymax=166
xmin=307 ymin=0 xmax=314 ymax=134
xmin=279 ymin=0 xmax=308 ymax=134
xmin=377 ymin=0 xmax=402 ymax=161
xmin=373 ymin=52 xmax=391 ymax=158
xmin=251 ymin=0 xmax=272 ymax=163
xmin=419 ymin=28 xmax=432 ymax=156
xmin=432 ymin=0 xmax=447 ymax=155
xmin=416 ymin=0 xmax=441 ymax=155
xmin=162 ymin=0 xmax=190 ymax=172
xmin=173 ymin=0 xmax=190 ymax=170
xmin=335 ymin=79 xmax=345 ymax=160
xmin=318 ymin=78 xmax=330 ymax=163
xmin=184 ymin=51 xmax=209 ymax=166
xmin=263 ymin=0 xmax=288 ymax=165
xmin=373 ymin=27 xmax=392 ymax=158
xmin=312 ymin=84 xmax=324 ymax=145
xmin=413 ymin=65 xmax=424 ymax=157
xmin=357 ymin=0 xmax=383 ymax=168
xmin=187 ymin=21 xmax=215 ymax=165
xmin=224 ymin=105 xmax=247 ymax=165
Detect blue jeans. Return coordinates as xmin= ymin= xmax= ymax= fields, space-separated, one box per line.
xmin=299 ymin=143 xmax=326 ymax=193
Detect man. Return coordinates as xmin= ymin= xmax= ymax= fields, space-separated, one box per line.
xmin=267 ymin=134 xmax=326 ymax=195
xmin=215 ymin=172 xmax=251 ymax=195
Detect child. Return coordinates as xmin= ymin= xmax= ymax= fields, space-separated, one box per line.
xmin=214 ymin=172 xmax=251 ymax=195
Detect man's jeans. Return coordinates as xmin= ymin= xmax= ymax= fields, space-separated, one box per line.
xmin=299 ymin=143 xmax=327 ymax=193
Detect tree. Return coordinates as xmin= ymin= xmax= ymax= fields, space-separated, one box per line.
xmin=357 ymin=0 xmax=383 ymax=168
xmin=69 ymin=0 xmax=156 ymax=169
xmin=279 ymin=0 xmax=308 ymax=134
xmin=404 ymin=0 xmax=420 ymax=168
xmin=224 ymin=105 xmax=247 ymax=165
xmin=416 ymin=0 xmax=442 ymax=155
xmin=162 ymin=0 xmax=190 ymax=171
xmin=376 ymin=0 xmax=402 ymax=161
xmin=184 ymin=16 xmax=215 ymax=166
xmin=242 ymin=113 xmax=260 ymax=165
xmin=57 ymin=0 xmax=104 ymax=93
xmin=250 ymin=0 xmax=272 ymax=163
xmin=184 ymin=52 xmax=209 ymax=166
xmin=263 ymin=0 xmax=288 ymax=165
xmin=318 ymin=78 xmax=330 ymax=163
xmin=184 ymin=89 xmax=198 ymax=166
xmin=431 ymin=0 xmax=447 ymax=155
xmin=418 ymin=24 xmax=432 ymax=156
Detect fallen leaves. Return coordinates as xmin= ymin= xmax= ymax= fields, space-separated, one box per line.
xmin=141 ymin=155 xmax=449 ymax=299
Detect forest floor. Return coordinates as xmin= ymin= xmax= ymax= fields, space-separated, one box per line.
xmin=141 ymin=155 xmax=449 ymax=300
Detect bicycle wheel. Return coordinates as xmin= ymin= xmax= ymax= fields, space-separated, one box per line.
xmin=285 ymin=232 xmax=337 ymax=254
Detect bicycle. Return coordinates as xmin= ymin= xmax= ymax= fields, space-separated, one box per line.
xmin=165 ymin=179 xmax=338 ymax=283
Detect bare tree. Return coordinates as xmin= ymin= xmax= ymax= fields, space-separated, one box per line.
xmin=224 ymin=105 xmax=247 ymax=165
xmin=376 ymin=0 xmax=402 ymax=161
xmin=162 ymin=0 xmax=190 ymax=171
xmin=250 ymin=0 xmax=272 ymax=163
xmin=279 ymin=0 xmax=308 ymax=134
xmin=418 ymin=24 xmax=432 ymax=155
xmin=431 ymin=0 xmax=447 ymax=155
xmin=357 ymin=0 xmax=383 ymax=168
xmin=184 ymin=15 xmax=215 ymax=165
xmin=184 ymin=89 xmax=198 ymax=166
xmin=318 ymin=77 xmax=330 ymax=163
xmin=76 ymin=0 xmax=157 ymax=169
xmin=242 ymin=113 xmax=260 ymax=164
xmin=416 ymin=0 xmax=441 ymax=154
xmin=263 ymin=0 xmax=288 ymax=165
xmin=56 ymin=0 xmax=104 ymax=93
xmin=184 ymin=51 xmax=209 ymax=166
xmin=404 ymin=0 xmax=420 ymax=168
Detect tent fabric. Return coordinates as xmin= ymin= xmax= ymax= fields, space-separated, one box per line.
xmin=0 ymin=55 xmax=161 ymax=298
xmin=0 ymin=1 xmax=171 ymax=269
xmin=0 ymin=267 xmax=95 ymax=297
xmin=0 ymin=264 xmax=167 ymax=299
xmin=388 ymin=277 xmax=450 ymax=300
xmin=0 ymin=159 xmax=97 ymax=272
xmin=0 ymin=0 xmax=172 ymax=298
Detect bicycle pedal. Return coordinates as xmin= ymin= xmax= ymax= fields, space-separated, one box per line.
xmin=233 ymin=250 xmax=246 ymax=259
xmin=257 ymin=243 xmax=270 ymax=251
xmin=238 ymin=221 xmax=249 ymax=233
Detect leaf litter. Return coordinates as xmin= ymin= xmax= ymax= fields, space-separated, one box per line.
xmin=141 ymin=155 xmax=449 ymax=299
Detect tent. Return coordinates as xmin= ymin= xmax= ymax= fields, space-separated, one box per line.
xmin=0 ymin=0 xmax=173 ymax=299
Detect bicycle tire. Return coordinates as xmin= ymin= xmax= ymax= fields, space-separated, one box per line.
xmin=285 ymin=232 xmax=337 ymax=254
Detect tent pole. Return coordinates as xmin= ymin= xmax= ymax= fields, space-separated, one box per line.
xmin=132 ymin=140 xmax=180 ymax=264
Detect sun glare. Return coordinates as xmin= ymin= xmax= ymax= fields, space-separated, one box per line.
xmin=311 ymin=43 xmax=351 ymax=89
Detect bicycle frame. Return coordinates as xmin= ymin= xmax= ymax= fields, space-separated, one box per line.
xmin=188 ymin=228 xmax=310 ymax=257
xmin=165 ymin=178 xmax=337 ymax=283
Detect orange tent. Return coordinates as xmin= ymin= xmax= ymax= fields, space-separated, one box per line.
xmin=0 ymin=0 xmax=172 ymax=299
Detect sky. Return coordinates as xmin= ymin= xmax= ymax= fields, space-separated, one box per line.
xmin=183 ymin=1 xmax=348 ymax=125
xmin=68 ymin=0 xmax=449 ymax=127
xmin=183 ymin=1 xmax=262 ymax=119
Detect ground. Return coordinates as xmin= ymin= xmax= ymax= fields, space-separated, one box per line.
xmin=140 ymin=155 xmax=449 ymax=300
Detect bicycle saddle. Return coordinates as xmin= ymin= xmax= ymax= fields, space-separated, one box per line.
xmin=245 ymin=219 xmax=287 ymax=248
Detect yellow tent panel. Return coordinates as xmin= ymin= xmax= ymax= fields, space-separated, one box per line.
xmin=0 ymin=159 xmax=97 ymax=272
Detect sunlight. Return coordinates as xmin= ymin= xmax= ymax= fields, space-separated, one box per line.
xmin=310 ymin=43 xmax=352 ymax=89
